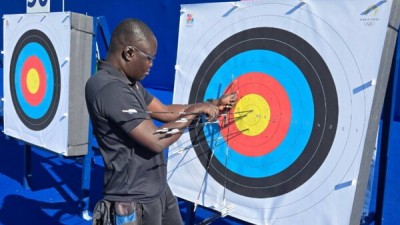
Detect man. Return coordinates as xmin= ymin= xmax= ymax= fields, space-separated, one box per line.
xmin=85 ymin=18 xmax=237 ymax=225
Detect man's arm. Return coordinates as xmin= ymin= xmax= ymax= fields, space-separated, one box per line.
xmin=134 ymin=92 xmax=237 ymax=153
xmin=147 ymin=92 xmax=238 ymax=122
xmin=147 ymin=97 xmax=186 ymax=123
xmin=128 ymin=102 xmax=218 ymax=153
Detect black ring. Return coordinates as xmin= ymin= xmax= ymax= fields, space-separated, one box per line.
xmin=188 ymin=27 xmax=338 ymax=198
xmin=10 ymin=29 xmax=61 ymax=131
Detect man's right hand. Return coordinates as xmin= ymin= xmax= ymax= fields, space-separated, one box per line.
xmin=185 ymin=102 xmax=219 ymax=121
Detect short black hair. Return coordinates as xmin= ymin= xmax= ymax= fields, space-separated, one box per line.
xmin=108 ymin=18 xmax=154 ymax=55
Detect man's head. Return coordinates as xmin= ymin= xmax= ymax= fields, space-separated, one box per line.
xmin=107 ymin=18 xmax=157 ymax=81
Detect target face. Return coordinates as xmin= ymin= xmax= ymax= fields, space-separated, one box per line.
xmin=167 ymin=1 xmax=392 ymax=224
xmin=189 ymin=27 xmax=338 ymax=198
xmin=9 ymin=29 xmax=61 ymax=131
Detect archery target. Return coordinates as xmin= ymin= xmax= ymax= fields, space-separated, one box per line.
xmin=3 ymin=12 xmax=93 ymax=156
xmin=168 ymin=1 xmax=392 ymax=225
xmin=10 ymin=29 xmax=61 ymax=131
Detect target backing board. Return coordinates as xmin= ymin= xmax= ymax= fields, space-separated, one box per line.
xmin=3 ymin=12 xmax=93 ymax=156
xmin=167 ymin=0 xmax=395 ymax=224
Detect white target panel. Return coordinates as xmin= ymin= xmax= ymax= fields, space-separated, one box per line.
xmin=167 ymin=1 xmax=393 ymax=224
xmin=3 ymin=12 xmax=93 ymax=156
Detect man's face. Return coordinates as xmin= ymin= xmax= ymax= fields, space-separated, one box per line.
xmin=126 ymin=36 xmax=157 ymax=81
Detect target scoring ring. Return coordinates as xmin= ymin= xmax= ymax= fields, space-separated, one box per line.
xmin=234 ymin=93 xmax=270 ymax=137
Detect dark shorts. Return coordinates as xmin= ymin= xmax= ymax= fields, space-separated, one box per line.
xmin=141 ymin=185 xmax=183 ymax=225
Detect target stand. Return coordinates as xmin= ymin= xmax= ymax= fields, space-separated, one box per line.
xmin=2 ymin=12 xmax=93 ymax=156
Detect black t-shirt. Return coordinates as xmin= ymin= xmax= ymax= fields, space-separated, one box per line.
xmin=85 ymin=61 xmax=166 ymax=203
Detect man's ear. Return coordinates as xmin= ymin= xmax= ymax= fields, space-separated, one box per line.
xmin=122 ymin=46 xmax=134 ymax=61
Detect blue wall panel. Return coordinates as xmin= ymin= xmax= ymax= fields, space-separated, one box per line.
xmin=0 ymin=68 xmax=3 ymax=116
xmin=0 ymin=0 xmax=231 ymax=91
xmin=381 ymin=35 xmax=400 ymax=225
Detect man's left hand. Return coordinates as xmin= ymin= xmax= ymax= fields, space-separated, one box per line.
xmin=216 ymin=92 xmax=238 ymax=111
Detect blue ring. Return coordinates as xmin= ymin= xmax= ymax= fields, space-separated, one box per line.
xmin=204 ymin=50 xmax=314 ymax=178
xmin=14 ymin=42 xmax=54 ymax=119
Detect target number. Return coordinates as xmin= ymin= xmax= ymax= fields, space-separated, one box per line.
xmin=27 ymin=0 xmax=49 ymax=13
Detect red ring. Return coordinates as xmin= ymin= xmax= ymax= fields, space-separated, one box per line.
xmin=220 ymin=72 xmax=291 ymax=156
xmin=21 ymin=56 xmax=46 ymax=106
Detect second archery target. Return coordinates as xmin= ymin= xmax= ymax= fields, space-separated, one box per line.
xmin=10 ymin=29 xmax=61 ymax=131
xmin=3 ymin=12 xmax=93 ymax=156
xmin=168 ymin=1 xmax=393 ymax=225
